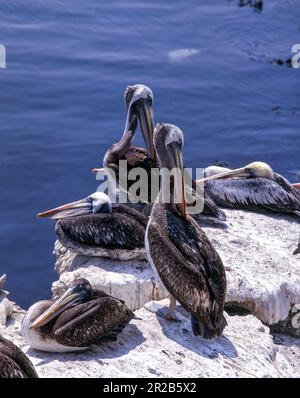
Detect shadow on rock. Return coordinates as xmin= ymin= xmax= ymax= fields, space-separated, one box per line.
xmin=25 ymin=323 xmax=145 ymax=365
xmin=156 ymin=309 xmax=238 ymax=359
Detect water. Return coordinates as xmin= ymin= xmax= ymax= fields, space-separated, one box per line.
xmin=0 ymin=0 xmax=299 ymax=308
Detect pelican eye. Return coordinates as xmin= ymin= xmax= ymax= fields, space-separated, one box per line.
xmin=146 ymin=97 xmax=152 ymax=106
xmin=245 ymin=167 xmax=254 ymax=176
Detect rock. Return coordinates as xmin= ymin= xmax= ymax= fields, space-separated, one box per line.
xmin=2 ymin=300 xmax=299 ymax=378
xmin=204 ymin=210 xmax=300 ymax=328
xmin=54 ymin=209 xmax=300 ymax=330
xmin=53 ymin=242 xmax=168 ymax=311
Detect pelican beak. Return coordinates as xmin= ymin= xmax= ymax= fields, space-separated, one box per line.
xmin=135 ymin=98 xmax=156 ymax=162
xmin=37 ymin=198 xmax=92 ymax=219
xmin=170 ymin=142 xmax=186 ymax=218
xmin=292 ymin=183 xmax=300 ymax=189
xmin=125 ymin=93 xmax=155 ymax=161
xmin=30 ymin=287 xmax=81 ymax=329
xmin=0 ymin=274 xmax=6 ymax=290
xmin=196 ymin=167 xmax=248 ymax=184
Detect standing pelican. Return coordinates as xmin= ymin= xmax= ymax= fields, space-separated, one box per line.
xmin=199 ymin=163 xmax=300 ymax=216
xmin=94 ymin=84 xmax=156 ymax=201
xmin=21 ymin=278 xmax=134 ymax=353
xmin=37 ymin=192 xmax=148 ymax=259
xmin=145 ymin=124 xmax=227 ymax=339
xmin=93 ymin=84 xmax=226 ymax=226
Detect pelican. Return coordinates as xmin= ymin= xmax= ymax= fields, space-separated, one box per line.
xmin=93 ymin=84 xmax=226 ymax=226
xmin=0 ymin=335 xmax=38 ymax=378
xmin=198 ymin=163 xmax=300 ymax=217
xmin=293 ymin=183 xmax=300 ymax=189
xmin=145 ymin=124 xmax=227 ymax=339
xmin=95 ymin=84 xmax=156 ymax=202
xmin=21 ymin=278 xmax=134 ymax=353
xmin=37 ymin=192 xmax=147 ymax=259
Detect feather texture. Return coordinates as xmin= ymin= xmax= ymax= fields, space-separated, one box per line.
xmin=146 ymin=203 xmax=227 ymax=339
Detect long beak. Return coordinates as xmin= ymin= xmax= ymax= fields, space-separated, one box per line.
xmin=37 ymin=198 xmax=91 ymax=219
xmin=292 ymin=183 xmax=300 ymax=189
xmin=0 ymin=274 xmax=6 ymax=290
xmin=135 ymin=99 xmax=156 ymax=162
xmin=172 ymin=144 xmax=187 ymax=218
xmin=30 ymin=288 xmax=81 ymax=329
xmin=196 ymin=167 xmax=247 ymax=184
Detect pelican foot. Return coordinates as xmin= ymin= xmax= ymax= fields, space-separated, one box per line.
xmin=144 ymin=301 xmax=183 ymax=322
xmin=157 ymin=307 xmax=181 ymax=322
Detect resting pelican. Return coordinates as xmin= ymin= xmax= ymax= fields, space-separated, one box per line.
xmin=21 ymin=278 xmax=134 ymax=353
xmin=0 ymin=335 xmax=38 ymax=378
xmin=198 ymin=163 xmax=300 ymax=216
xmin=93 ymin=84 xmax=226 ymax=226
xmin=37 ymin=192 xmax=147 ymax=259
xmin=145 ymin=124 xmax=227 ymax=339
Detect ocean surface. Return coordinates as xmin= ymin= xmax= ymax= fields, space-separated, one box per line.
xmin=0 ymin=0 xmax=299 ymax=307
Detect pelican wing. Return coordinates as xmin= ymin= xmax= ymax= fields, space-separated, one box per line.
xmin=56 ymin=210 xmax=146 ymax=251
xmin=147 ymin=207 xmax=226 ymax=331
xmin=52 ymin=297 xmax=134 ymax=347
xmin=205 ymin=177 xmax=300 ymax=213
xmin=0 ymin=353 xmax=28 ymax=378
xmin=0 ymin=336 xmax=38 ymax=378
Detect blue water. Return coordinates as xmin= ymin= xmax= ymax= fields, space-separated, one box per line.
xmin=0 ymin=0 xmax=299 ymax=307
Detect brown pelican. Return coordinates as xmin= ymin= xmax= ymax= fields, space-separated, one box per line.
xmin=0 ymin=335 xmax=38 ymax=378
xmin=37 ymin=192 xmax=147 ymax=259
xmin=145 ymin=123 xmax=227 ymax=339
xmin=198 ymin=163 xmax=300 ymax=217
xmin=21 ymin=278 xmax=134 ymax=353
xmin=95 ymin=84 xmax=156 ymax=200
xmin=93 ymin=84 xmax=226 ymax=226
xmin=293 ymin=183 xmax=300 ymax=189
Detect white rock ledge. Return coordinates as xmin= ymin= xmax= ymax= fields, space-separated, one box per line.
xmin=2 ymin=301 xmax=300 ymax=378
xmin=53 ymin=209 xmax=300 ymax=327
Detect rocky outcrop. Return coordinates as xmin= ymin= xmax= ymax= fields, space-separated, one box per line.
xmin=3 ymin=300 xmax=300 ymax=378
xmin=53 ymin=241 xmax=168 ymax=311
xmin=2 ymin=300 xmax=300 ymax=378
xmin=54 ymin=209 xmax=300 ymax=331
xmin=1 ymin=208 xmax=299 ymax=378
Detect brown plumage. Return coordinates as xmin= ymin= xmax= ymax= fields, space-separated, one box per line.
xmin=21 ymin=279 xmax=134 ymax=353
xmin=55 ymin=203 xmax=148 ymax=258
xmin=37 ymin=192 xmax=148 ymax=259
xmin=0 ymin=335 xmax=38 ymax=378
xmin=145 ymin=124 xmax=227 ymax=339
xmin=96 ymin=84 xmax=226 ymax=226
xmin=203 ymin=164 xmax=300 ymax=217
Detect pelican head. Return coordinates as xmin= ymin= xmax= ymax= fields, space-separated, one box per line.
xmin=199 ymin=161 xmax=274 ymax=184
xmin=124 ymin=84 xmax=155 ymax=161
xmin=30 ymin=279 xmax=92 ymax=329
xmin=154 ymin=123 xmax=186 ymax=218
xmin=37 ymin=192 xmax=112 ymax=219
